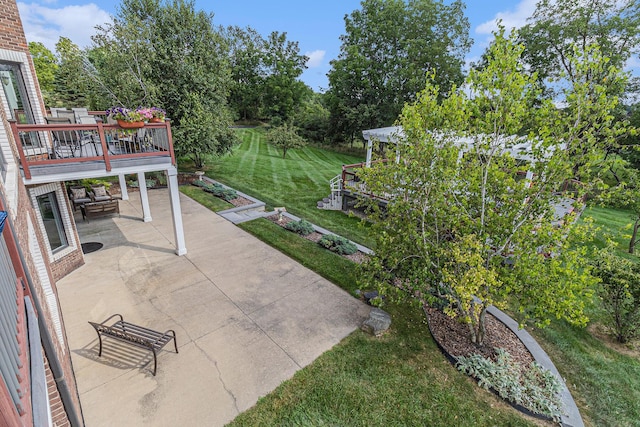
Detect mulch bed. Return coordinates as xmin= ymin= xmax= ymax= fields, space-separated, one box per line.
xmin=265 ymin=214 xmax=369 ymax=264
xmin=229 ymin=195 xmax=254 ymax=208
xmin=425 ymin=305 xmax=534 ymax=366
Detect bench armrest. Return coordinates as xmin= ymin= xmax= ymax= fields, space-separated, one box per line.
xmin=99 ymin=313 xmax=124 ymax=325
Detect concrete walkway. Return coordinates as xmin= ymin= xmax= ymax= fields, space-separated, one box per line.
xmin=56 ymin=189 xmax=370 ymax=426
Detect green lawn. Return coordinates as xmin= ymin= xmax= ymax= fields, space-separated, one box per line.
xmin=229 ymin=304 xmax=536 ymax=427
xmin=533 ymin=206 xmax=640 ymax=426
xmin=179 ymin=185 xmax=234 ymax=211
xmin=182 ymin=128 xmax=374 ymax=248
xmin=179 ymin=134 xmax=640 ymax=426
xmin=582 ymin=205 xmax=638 ymax=260
xmin=233 ymin=218 xmax=536 ymax=427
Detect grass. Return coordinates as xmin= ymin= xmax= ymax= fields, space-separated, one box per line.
xmin=228 ymin=299 xmax=536 ymax=427
xmin=582 ymin=205 xmax=638 ymax=260
xmin=239 ymin=219 xmax=359 ymax=293
xmin=180 ymin=128 xmax=375 ymax=248
xmin=180 ymin=135 xmax=640 ymax=425
xmin=532 ymin=320 xmax=640 ymax=427
xmin=531 ymin=205 xmax=640 ymax=426
xmin=179 ymin=184 xmax=233 ymax=211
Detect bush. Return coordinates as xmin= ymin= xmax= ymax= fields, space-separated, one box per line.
xmin=591 ymin=247 xmax=640 ymax=343
xmin=192 ymin=180 xmax=238 ymax=201
xmin=456 ymin=349 xmax=563 ymax=420
xmin=285 ymin=219 xmax=315 ymax=236
xmin=128 ymin=179 xmax=156 ymax=188
xmin=318 ymin=234 xmax=357 ymax=255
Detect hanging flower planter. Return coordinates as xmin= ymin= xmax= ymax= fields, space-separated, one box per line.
xmin=116 ymin=119 xmax=144 ymax=129
xmin=149 ymin=117 xmax=164 ymax=123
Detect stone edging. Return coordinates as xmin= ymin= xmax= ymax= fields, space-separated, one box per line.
xmin=486 ymin=306 xmax=583 ymax=427
xmin=425 ymin=305 xmax=583 ymax=427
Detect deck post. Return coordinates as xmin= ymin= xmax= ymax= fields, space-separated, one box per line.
xmin=167 ymin=167 xmax=187 ymax=256
xmin=138 ymin=172 xmax=152 ymax=222
xmin=118 ymin=174 xmax=129 ymax=200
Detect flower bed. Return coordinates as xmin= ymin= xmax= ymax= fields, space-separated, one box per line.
xmin=265 ymin=214 xmax=369 ymax=264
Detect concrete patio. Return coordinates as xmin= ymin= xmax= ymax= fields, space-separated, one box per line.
xmin=56 ymin=188 xmax=370 ymax=426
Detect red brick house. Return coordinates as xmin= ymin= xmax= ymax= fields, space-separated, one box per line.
xmin=0 ymin=0 xmax=185 ymax=424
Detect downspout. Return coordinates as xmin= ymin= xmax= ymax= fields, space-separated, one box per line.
xmin=0 ymin=197 xmax=84 ymax=427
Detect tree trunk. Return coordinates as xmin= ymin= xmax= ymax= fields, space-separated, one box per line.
xmin=630 ymin=217 xmax=639 ymax=254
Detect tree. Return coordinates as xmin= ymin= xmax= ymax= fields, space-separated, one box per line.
xmin=29 ymin=42 xmax=58 ymax=106
xmin=173 ymin=93 xmax=236 ymax=168
xmin=225 ymin=26 xmax=267 ymax=121
xmin=262 ymin=31 xmax=308 ymax=123
xmin=325 ymin=0 xmax=471 ymax=144
xmin=357 ymin=29 xmax=625 ymax=346
xmin=92 ymin=0 xmax=238 ymax=158
xmin=53 ymin=37 xmax=92 ymax=107
xmin=293 ymin=92 xmax=330 ymax=143
xmin=592 ymin=246 xmax=640 ymax=343
xmin=265 ymin=123 xmax=306 ymax=159
xmin=519 ymin=0 xmax=640 ymax=94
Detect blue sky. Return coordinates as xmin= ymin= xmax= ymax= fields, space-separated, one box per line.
xmin=16 ymin=0 xmax=620 ymax=91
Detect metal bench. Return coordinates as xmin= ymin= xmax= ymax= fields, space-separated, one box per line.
xmin=88 ymin=314 xmax=178 ymax=375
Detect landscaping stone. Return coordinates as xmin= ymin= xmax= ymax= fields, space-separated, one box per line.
xmin=361 ymin=308 xmax=391 ymax=337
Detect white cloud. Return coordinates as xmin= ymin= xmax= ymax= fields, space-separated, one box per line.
xmin=475 ymin=0 xmax=538 ymax=36
xmin=305 ymin=50 xmax=325 ymax=68
xmin=17 ymin=2 xmax=112 ymax=52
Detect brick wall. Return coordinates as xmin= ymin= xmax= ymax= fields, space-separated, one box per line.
xmin=44 ymin=354 xmax=71 ymax=427
xmin=1 ymin=104 xmax=83 ymax=424
xmin=0 ymin=0 xmax=29 ymax=52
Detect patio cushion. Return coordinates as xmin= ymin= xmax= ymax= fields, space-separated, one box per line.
xmin=93 ymin=186 xmax=107 ymax=197
xmin=71 ymin=187 xmax=87 ymax=199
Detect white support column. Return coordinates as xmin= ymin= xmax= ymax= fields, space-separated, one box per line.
xmin=118 ymin=174 xmax=129 ymax=200
xmin=366 ymin=139 xmax=373 ymax=167
xmin=138 ymin=172 xmax=152 ymax=222
xmin=167 ymin=167 xmax=187 ymax=255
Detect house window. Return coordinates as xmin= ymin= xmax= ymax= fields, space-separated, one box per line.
xmin=36 ymin=192 xmax=68 ymax=253
xmin=0 ymin=63 xmax=34 ymax=124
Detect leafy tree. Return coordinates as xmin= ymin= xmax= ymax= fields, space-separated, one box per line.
xmin=266 ymin=123 xmax=306 ymax=159
xmin=92 ymin=0 xmax=238 ymax=159
xmin=325 ymin=0 xmax=471 ymax=144
xmin=293 ymin=92 xmax=329 ymax=143
xmin=28 ymin=42 xmax=58 ymax=106
xmin=519 ymin=0 xmax=640 ymax=94
xmin=53 ymin=37 xmax=91 ymax=107
xmin=357 ymin=29 xmax=624 ymax=346
xmin=225 ymin=26 xmax=267 ymax=121
xmin=173 ymin=93 xmax=236 ymax=168
xmin=262 ymin=31 xmax=308 ymax=123
xmin=592 ymin=246 xmax=640 ymax=343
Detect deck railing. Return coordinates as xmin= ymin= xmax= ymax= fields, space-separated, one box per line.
xmin=10 ymin=118 xmax=175 ymax=180
xmin=341 ymin=159 xmax=390 ymax=200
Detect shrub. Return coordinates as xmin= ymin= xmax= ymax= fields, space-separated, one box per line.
xmin=192 ymin=180 xmax=237 ymax=201
xmin=128 ymin=179 xmax=156 ymax=188
xmin=285 ymin=219 xmax=315 ymax=236
xmin=456 ymin=348 xmax=563 ymax=420
xmin=318 ymin=234 xmax=357 ymax=255
xmin=591 ymin=247 xmax=640 ymax=343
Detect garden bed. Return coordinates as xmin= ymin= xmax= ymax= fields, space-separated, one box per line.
xmin=265 ymin=214 xmax=369 ymax=264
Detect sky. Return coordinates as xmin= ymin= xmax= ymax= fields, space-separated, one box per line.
xmin=15 ymin=0 xmax=633 ymax=92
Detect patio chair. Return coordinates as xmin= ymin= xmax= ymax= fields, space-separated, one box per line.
xmin=56 ymin=110 xmax=77 ymax=123
xmin=89 ymin=184 xmax=113 ymax=202
xmin=68 ymin=186 xmax=91 ymax=211
xmin=45 ymin=116 xmax=82 ymax=158
xmin=49 ymin=107 xmax=69 ymax=118
xmin=72 ymin=108 xmax=89 ymax=123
